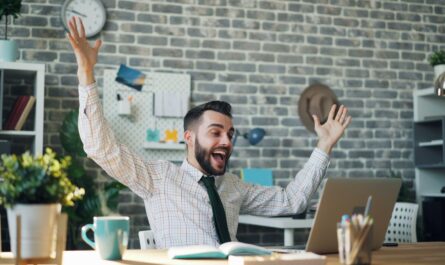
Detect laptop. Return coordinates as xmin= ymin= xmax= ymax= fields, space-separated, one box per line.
xmin=304 ymin=178 xmax=402 ymax=254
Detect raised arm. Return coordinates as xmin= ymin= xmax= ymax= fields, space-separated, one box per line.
xmin=239 ymin=105 xmax=351 ymax=215
xmin=66 ymin=17 xmax=167 ymax=198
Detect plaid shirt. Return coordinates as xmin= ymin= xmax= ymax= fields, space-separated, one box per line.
xmin=78 ymin=83 xmax=330 ymax=248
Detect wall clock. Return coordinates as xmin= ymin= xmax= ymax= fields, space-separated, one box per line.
xmin=61 ymin=0 xmax=106 ymax=38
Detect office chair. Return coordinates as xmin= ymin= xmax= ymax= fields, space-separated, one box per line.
xmin=138 ymin=230 xmax=156 ymax=249
xmin=384 ymin=202 xmax=418 ymax=243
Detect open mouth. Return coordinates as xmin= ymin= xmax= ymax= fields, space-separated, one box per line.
xmin=211 ymin=150 xmax=228 ymax=166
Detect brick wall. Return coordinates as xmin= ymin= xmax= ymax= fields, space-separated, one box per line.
xmin=3 ymin=0 xmax=445 ymax=248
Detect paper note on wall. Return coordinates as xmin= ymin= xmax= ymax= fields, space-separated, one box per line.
xmin=154 ymin=91 xmax=188 ymax=117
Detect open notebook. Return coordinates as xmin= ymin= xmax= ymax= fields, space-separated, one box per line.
xmin=168 ymin=242 xmax=272 ymax=259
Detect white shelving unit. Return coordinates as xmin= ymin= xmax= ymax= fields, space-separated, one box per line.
xmin=0 ymin=62 xmax=45 ymax=156
xmin=413 ymin=87 xmax=445 ymax=202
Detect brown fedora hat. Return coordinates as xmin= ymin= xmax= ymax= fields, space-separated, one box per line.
xmin=298 ymin=83 xmax=340 ymax=133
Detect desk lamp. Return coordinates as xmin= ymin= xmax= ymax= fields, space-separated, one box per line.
xmin=233 ymin=128 xmax=266 ymax=146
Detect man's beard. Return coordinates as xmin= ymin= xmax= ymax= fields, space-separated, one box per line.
xmin=195 ymin=138 xmax=230 ymax=176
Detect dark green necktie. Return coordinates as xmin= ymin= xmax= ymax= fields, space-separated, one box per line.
xmin=201 ymin=176 xmax=231 ymax=244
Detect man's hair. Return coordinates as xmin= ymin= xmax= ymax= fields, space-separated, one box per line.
xmin=183 ymin=101 xmax=232 ymax=131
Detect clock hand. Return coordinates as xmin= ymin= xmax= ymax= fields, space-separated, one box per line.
xmin=67 ymin=9 xmax=87 ymax=18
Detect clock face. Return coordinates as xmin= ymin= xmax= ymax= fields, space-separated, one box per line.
xmin=61 ymin=0 xmax=106 ymax=38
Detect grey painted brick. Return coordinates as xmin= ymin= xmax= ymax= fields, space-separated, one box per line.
xmin=102 ymin=33 xmax=135 ymax=43
xmin=259 ymin=65 xmax=285 ymax=74
xmin=263 ymin=43 xmax=290 ymax=53
xmin=363 ymin=60 xmax=388 ymax=68
xmin=410 ymin=4 xmax=433 ymax=13
xmin=22 ymin=51 xmax=57 ymax=62
xmin=344 ymin=8 xmax=369 ymax=17
xmin=138 ymin=35 xmax=167 ymax=46
xmin=153 ymin=4 xmax=182 ymax=14
xmin=288 ymin=66 xmax=314 ymax=75
xmin=307 ymin=36 xmax=332 ymax=45
xmin=153 ymin=48 xmax=183 ymax=57
xmin=288 ymin=3 xmax=315 ymax=13
xmin=249 ymin=75 xmax=275 ymax=84
xmin=137 ymin=13 xmax=168 ymax=24
xmin=248 ymin=53 xmax=275 ymax=62
xmin=259 ymin=85 xmax=287 ymax=94
xmin=218 ymin=73 xmax=246 ymax=83
xmin=170 ymin=38 xmax=200 ymax=48
xmin=129 ymin=58 xmax=161 ymax=68
xmin=233 ymin=19 xmax=260 ymax=30
xmin=334 ymin=17 xmax=359 ymax=27
xmin=119 ymin=45 xmax=150 ymax=55
xmin=156 ymin=25 xmax=186 ymax=36
xmin=228 ymin=63 xmax=256 ymax=72
xmin=371 ymin=10 xmax=395 ymax=20
xmin=277 ymin=34 xmax=303 ymax=44
xmin=280 ymin=76 xmax=306 ymax=85
xmin=218 ymin=51 xmax=246 ymax=61
xmin=249 ymin=32 xmax=276 ymax=41
xmin=233 ymin=41 xmax=261 ymax=51
xmin=215 ymin=8 xmax=245 ymax=18
xmin=15 ymin=16 xmax=47 ymax=27
xmin=196 ymin=61 xmax=225 ymax=71
xmin=187 ymin=71 xmax=216 ymax=81
xmin=197 ymin=83 xmax=227 ymax=93
xmin=121 ymin=23 xmax=152 ymax=33
xmin=335 ymin=58 xmax=360 ymax=67
xmin=305 ymin=15 xmax=332 ymax=25
xmin=119 ymin=0 xmax=150 ymax=11
xmin=108 ymin=10 xmax=136 ymax=21
xmin=163 ymin=59 xmax=193 ymax=69
xmin=170 ymin=16 xmax=200 ymax=26
xmin=306 ymin=56 xmax=333 ymax=65
xmin=219 ymin=29 xmax=247 ymax=39
xmin=320 ymin=26 xmax=346 ymax=36
xmin=277 ymin=55 xmax=303 ymax=64
xmin=229 ymin=84 xmax=257 ymax=94
xmin=262 ymin=22 xmax=289 ymax=32
xmin=365 ymin=80 xmax=389 ymax=89
xmin=32 ymin=28 xmax=64 ymax=38
xmin=335 ymin=38 xmax=360 ymax=47
xmin=247 ymin=10 xmax=275 ymax=21
xmin=348 ymin=49 xmax=373 ymax=58
xmin=317 ymin=5 xmax=341 ymax=15
xmin=186 ymin=50 xmax=215 ymax=59
xmin=277 ymin=13 xmax=304 ymax=22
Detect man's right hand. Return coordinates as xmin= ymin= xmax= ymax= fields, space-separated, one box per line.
xmin=66 ymin=16 xmax=102 ymax=86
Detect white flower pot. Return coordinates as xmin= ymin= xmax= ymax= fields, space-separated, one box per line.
xmin=434 ymin=64 xmax=445 ymax=80
xmin=0 ymin=40 xmax=19 ymax=62
xmin=7 ymin=203 xmax=61 ymax=259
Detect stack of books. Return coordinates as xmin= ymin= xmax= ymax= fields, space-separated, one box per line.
xmin=3 ymin=95 xmax=36 ymax=130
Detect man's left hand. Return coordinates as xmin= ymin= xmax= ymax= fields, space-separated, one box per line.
xmin=313 ymin=104 xmax=352 ymax=155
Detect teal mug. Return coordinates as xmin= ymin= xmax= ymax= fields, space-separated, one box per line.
xmin=81 ymin=216 xmax=130 ymax=260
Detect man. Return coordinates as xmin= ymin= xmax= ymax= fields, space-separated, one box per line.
xmin=67 ymin=17 xmax=352 ymax=248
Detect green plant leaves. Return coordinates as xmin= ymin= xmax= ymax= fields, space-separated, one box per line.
xmin=60 ymin=110 xmax=87 ymax=158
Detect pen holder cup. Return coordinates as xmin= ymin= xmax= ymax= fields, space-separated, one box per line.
xmin=337 ymin=223 xmax=373 ymax=265
xmin=118 ymin=100 xmax=131 ymax=116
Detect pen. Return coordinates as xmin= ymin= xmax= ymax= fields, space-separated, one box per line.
xmin=364 ymin=196 xmax=372 ymax=217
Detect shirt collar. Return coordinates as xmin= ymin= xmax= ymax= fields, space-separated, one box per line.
xmin=181 ymin=159 xmax=207 ymax=183
xmin=180 ymin=159 xmax=227 ymax=184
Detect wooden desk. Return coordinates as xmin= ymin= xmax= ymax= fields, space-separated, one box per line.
xmin=238 ymin=215 xmax=313 ymax=246
xmin=57 ymin=242 xmax=445 ymax=265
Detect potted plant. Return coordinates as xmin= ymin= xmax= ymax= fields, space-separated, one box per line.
xmin=428 ymin=50 xmax=445 ymax=81
xmin=0 ymin=148 xmax=84 ymax=258
xmin=59 ymin=109 xmax=126 ymax=249
xmin=0 ymin=0 xmax=21 ymax=62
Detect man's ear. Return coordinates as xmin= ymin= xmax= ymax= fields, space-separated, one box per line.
xmin=184 ymin=130 xmax=194 ymax=148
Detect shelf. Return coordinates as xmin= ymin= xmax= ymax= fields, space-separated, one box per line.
xmin=421 ymin=193 xmax=445 ymax=198
xmin=419 ymin=139 xmax=444 ymax=147
xmin=143 ymin=142 xmax=186 ymax=150
xmin=0 ymin=130 xmax=36 ymax=137
xmin=417 ymin=163 xmax=445 ymax=169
